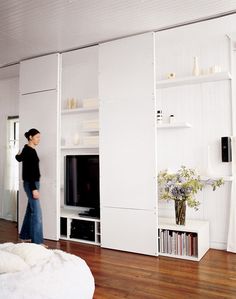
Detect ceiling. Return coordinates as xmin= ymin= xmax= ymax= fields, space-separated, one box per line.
xmin=0 ymin=0 xmax=236 ymax=70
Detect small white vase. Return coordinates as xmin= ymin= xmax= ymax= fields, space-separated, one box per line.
xmin=192 ymin=56 xmax=200 ymax=76
xmin=73 ymin=133 xmax=80 ymax=145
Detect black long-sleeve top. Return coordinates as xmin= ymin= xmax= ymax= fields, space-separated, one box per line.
xmin=15 ymin=144 xmax=41 ymax=191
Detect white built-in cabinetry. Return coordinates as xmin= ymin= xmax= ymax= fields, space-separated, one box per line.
xmin=19 ymin=40 xmax=160 ymax=250
xmin=59 ymin=46 xmax=100 ymax=245
xmin=158 ymin=218 xmax=209 ymax=261
xmin=19 ymin=54 xmax=60 ymax=240
xmin=15 ymin=15 xmax=236 ymax=255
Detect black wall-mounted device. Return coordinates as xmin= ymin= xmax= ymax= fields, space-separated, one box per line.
xmin=221 ymin=137 xmax=232 ymax=162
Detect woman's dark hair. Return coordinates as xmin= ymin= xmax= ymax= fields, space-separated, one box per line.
xmin=24 ymin=128 xmax=40 ymax=140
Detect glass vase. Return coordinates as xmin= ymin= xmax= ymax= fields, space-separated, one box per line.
xmin=175 ymin=200 xmax=186 ymax=225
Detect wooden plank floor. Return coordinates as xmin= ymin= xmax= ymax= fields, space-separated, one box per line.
xmin=1 ymin=219 xmax=236 ymax=299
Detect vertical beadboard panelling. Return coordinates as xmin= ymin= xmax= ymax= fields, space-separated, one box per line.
xmin=155 ymin=17 xmax=233 ymax=249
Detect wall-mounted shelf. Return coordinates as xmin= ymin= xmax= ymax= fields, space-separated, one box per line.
xmin=200 ymin=175 xmax=233 ymax=182
xmin=156 ymin=71 xmax=231 ymax=89
xmin=61 ymin=145 xmax=99 ymax=149
xmin=61 ymin=107 xmax=98 ymax=114
xmin=157 ymin=122 xmax=192 ymax=129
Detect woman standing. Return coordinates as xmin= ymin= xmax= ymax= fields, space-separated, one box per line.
xmin=15 ymin=128 xmax=44 ymax=244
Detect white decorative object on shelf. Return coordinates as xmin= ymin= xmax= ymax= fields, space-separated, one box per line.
xmin=209 ymin=65 xmax=222 ymax=74
xmin=82 ymin=119 xmax=99 ymax=130
xmin=192 ymin=56 xmax=200 ymax=76
xmin=73 ymin=133 xmax=80 ymax=145
xmin=83 ymin=136 xmax=99 ymax=146
xmin=156 ymin=71 xmax=231 ymax=89
xmin=169 ymin=114 xmax=175 ymax=124
xmin=200 ymin=68 xmax=209 ymax=76
xmin=157 ymin=122 xmax=192 ymax=129
xmin=82 ymin=98 xmax=99 ymax=109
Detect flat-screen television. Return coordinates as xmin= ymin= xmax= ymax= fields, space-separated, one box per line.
xmin=65 ymin=155 xmax=100 ymax=217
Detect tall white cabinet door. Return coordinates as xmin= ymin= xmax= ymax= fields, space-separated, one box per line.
xmin=99 ymin=32 xmax=157 ymax=255
xmin=20 ymin=54 xmax=59 ymax=94
xmin=19 ymin=90 xmax=60 ymax=240
xmin=19 ymin=53 xmax=60 ymax=240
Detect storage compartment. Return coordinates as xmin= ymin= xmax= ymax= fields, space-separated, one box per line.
xmin=158 ymin=218 xmax=209 ymax=261
xmin=159 ymin=229 xmax=198 ymax=257
xmin=60 ymin=217 xmax=67 ymax=236
xmin=70 ymin=219 xmax=95 ymax=241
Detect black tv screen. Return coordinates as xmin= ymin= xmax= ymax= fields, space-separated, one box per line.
xmin=65 ymin=155 xmax=100 ymax=217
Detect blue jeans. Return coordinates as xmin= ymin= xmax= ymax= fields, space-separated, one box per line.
xmin=19 ymin=181 xmax=43 ymax=244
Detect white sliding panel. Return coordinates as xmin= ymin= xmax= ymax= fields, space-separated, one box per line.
xmin=19 ymin=90 xmax=60 ymax=240
xmin=102 ymin=207 xmax=157 ymax=255
xmin=20 ymin=54 xmax=59 ymax=94
xmin=99 ymin=32 xmax=157 ymax=255
xmin=19 ymin=54 xmax=60 ymax=240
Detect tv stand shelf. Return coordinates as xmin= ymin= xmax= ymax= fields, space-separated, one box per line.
xmin=60 ymin=208 xmax=101 ymax=245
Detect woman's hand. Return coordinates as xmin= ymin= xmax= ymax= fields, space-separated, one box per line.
xmin=32 ymin=190 xmax=40 ymax=199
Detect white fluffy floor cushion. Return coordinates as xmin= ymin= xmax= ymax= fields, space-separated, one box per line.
xmin=0 ymin=242 xmax=95 ymax=299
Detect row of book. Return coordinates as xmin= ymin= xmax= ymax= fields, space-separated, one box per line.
xmin=159 ymin=229 xmax=198 ymax=257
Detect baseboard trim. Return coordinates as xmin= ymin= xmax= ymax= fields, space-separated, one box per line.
xmin=210 ymin=241 xmax=227 ymax=250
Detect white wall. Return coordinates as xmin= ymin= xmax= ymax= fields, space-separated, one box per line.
xmin=155 ymin=14 xmax=236 ymax=249
xmin=0 ymin=76 xmax=19 ymax=217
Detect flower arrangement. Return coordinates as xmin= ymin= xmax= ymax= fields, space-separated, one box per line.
xmin=158 ymin=166 xmax=224 ymax=211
